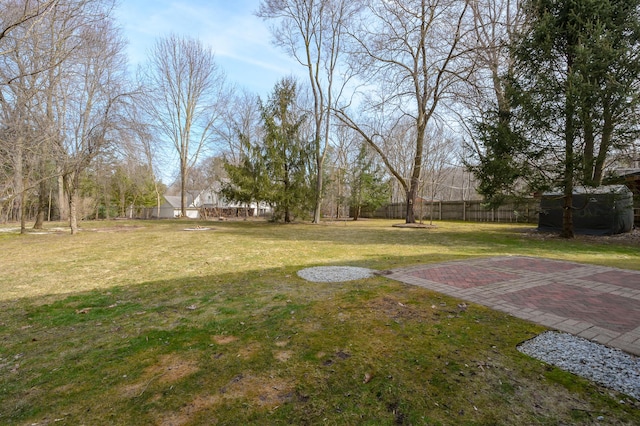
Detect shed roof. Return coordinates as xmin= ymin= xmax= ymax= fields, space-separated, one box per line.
xmin=542 ymin=185 xmax=631 ymax=196
xmin=615 ymin=168 xmax=640 ymax=177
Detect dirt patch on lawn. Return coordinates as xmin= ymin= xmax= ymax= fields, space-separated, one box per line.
xmin=120 ymin=354 xmax=199 ymax=399
xmin=157 ymin=374 xmax=295 ymax=425
xmin=237 ymin=342 xmax=262 ymax=359
xmin=93 ymin=225 xmax=145 ymax=232
xmin=367 ymin=296 xmax=435 ymax=323
xmin=212 ymin=335 xmax=238 ymax=345
xmin=392 ymin=223 xmax=437 ymax=229
xmin=521 ymin=228 xmax=640 ymax=245
xmin=274 ymin=350 xmax=293 ymax=362
xmin=183 ymin=226 xmax=215 ymax=231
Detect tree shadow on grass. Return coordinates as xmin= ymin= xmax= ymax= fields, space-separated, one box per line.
xmin=1 ymin=260 xmax=639 ymax=425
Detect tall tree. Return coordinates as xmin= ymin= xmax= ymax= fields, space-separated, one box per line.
xmin=461 ymin=0 xmax=528 ymax=207
xmin=0 ymin=0 xmax=125 ymax=233
xmin=141 ymin=34 xmax=229 ymax=217
xmin=335 ymin=0 xmax=472 ymax=223
xmin=222 ymin=79 xmax=313 ymax=223
xmin=122 ymin=103 xmax=164 ymax=218
xmin=58 ymin=11 xmax=129 ymax=234
xmin=494 ymin=0 xmax=640 ymax=238
xmin=422 ymin=126 xmax=461 ymax=223
xmin=261 ymin=78 xmax=313 ymax=222
xmin=1 ymin=0 xmax=64 ymax=232
xmin=258 ymin=0 xmax=356 ymax=223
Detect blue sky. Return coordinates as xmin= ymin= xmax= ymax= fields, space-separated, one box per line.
xmin=115 ymin=0 xmax=299 ymax=96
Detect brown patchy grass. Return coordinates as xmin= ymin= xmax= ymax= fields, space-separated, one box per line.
xmin=0 ymin=219 xmax=638 ymax=425
xmin=120 ymin=354 xmax=200 ymax=399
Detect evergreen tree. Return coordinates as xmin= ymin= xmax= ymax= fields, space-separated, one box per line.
xmin=222 ymin=133 xmax=268 ymax=216
xmin=261 ymin=78 xmax=314 ymax=222
xmin=349 ymin=143 xmax=390 ymax=221
xmin=473 ymin=0 xmax=640 ymax=237
xmin=223 ymin=78 xmax=314 ymax=223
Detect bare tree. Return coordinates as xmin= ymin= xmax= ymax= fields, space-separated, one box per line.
xmin=459 ymin=0 xmax=523 ymax=156
xmin=335 ymin=0 xmax=472 ymax=223
xmin=1 ymin=0 xmax=116 ymax=232
xmin=56 ymin=10 xmax=129 ymax=234
xmin=141 ymin=34 xmax=229 ymax=217
xmin=217 ymin=89 xmax=262 ymax=164
xmin=0 ymin=1 xmax=59 ymax=230
xmin=420 ymin=125 xmax=458 ymax=224
xmin=324 ymin=123 xmax=361 ymax=218
xmin=116 ymin=101 xmax=165 ymax=218
xmin=258 ymin=0 xmax=357 ymax=223
xmin=0 ymin=0 xmax=59 ymax=70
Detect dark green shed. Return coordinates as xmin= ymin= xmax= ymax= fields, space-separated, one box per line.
xmin=538 ymin=185 xmax=634 ymax=235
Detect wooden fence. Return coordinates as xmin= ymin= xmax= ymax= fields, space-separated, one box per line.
xmin=369 ymin=199 xmax=540 ymax=223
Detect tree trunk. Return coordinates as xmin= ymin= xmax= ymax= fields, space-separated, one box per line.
xmin=582 ymin=109 xmax=595 ymax=186
xmin=69 ymin=191 xmax=79 ymax=235
xmin=58 ymin=174 xmax=68 ymax=221
xmin=406 ymin=111 xmax=426 ymax=224
xmin=313 ymin=165 xmax=323 ymax=224
xmin=20 ymin=190 xmax=27 ymax=235
xmin=593 ymin=103 xmax=614 ymax=186
xmin=406 ymin=184 xmax=416 ymax=224
xmin=561 ymin=62 xmax=576 ymax=239
xmin=33 ymin=180 xmax=47 ymax=229
xmin=156 ymin=191 xmax=161 ymax=218
xmin=180 ymin=162 xmax=187 ymax=217
xmin=65 ymin=173 xmax=79 ymax=235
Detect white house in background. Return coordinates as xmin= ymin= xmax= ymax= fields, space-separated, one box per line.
xmin=156 ymin=195 xmax=200 ymax=219
xmin=155 ymin=187 xmax=272 ymax=219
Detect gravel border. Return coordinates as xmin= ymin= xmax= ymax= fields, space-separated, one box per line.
xmin=518 ymin=331 xmax=640 ymax=400
xmin=297 ymin=266 xmax=376 ymax=282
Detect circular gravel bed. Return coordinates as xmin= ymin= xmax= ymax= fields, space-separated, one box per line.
xmin=518 ymin=331 xmax=639 ymax=400
xmin=297 ymin=266 xmax=376 ymax=282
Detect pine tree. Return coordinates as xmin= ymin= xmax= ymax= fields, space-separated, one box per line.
xmin=260 ymin=78 xmax=314 ymax=222
xmin=349 ymin=143 xmax=390 ymax=221
xmin=473 ymin=0 xmax=640 ymax=237
xmin=222 ymin=133 xmax=268 ymax=216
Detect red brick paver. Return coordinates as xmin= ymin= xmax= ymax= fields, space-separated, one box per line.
xmin=499 ymin=283 xmax=639 ymax=333
xmin=384 ymin=257 xmax=640 ymax=356
xmin=491 ymin=257 xmax=582 ymax=273
xmin=584 ymin=270 xmax=640 ymax=290
xmin=408 ymin=265 xmax=519 ymax=289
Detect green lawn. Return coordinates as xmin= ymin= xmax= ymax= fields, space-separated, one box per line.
xmin=0 ymin=219 xmax=638 ymax=425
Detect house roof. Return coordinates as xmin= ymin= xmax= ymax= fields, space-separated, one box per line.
xmin=163 ymin=195 xmax=197 ymax=208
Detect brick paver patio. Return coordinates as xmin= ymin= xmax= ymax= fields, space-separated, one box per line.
xmin=383 ymin=257 xmax=640 ymax=356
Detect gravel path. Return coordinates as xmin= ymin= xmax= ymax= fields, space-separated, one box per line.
xmin=297 ymin=266 xmax=376 ymax=282
xmin=518 ymin=331 xmax=640 ymax=400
